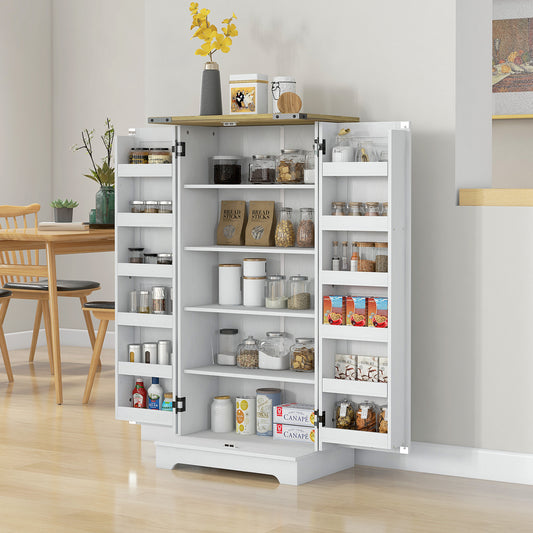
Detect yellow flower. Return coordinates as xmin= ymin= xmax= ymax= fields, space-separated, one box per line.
xmin=189 ymin=2 xmax=198 ymax=14
xmin=232 ymin=12 xmax=237 ymax=19
xmin=214 ymin=33 xmax=232 ymax=53
xmin=198 ymin=8 xmax=210 ymax=19
xmin=195 ymin=41 xmax=214 ymax=56
xmin=194 ymin=23 xmax=216 ymax=41
xmin=224 ymin=23 xmax=238 ymax=37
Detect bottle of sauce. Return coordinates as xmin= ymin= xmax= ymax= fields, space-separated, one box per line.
xmin=148 ymin=378 xmax=163 ymax=410
xmin=161 ymin=392 xmax=173 ymax=411
xmin=132 ymin=378 xmax=147 ymax=408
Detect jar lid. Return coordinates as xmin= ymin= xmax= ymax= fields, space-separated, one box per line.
xmin=128 ymin=247 xmax=144 ymax=251
xmin=289 ymin=275 xmax=308 ymax=281
xmin=365 ymin=202 xmax=379 ymax=206
xmin=280 ymin=206 xmax=292 ymax=212
xmin=220 ymin=328 xmax=238 ymax=335
xmin=375 ymin=242 xmax=388 ymax=248
xmin=243 ymin=257 xmax=266 ymax=262
xmin=145 ymin=200 xmax=159 ymax=205
xmin=243 ymin=336 xmax=257 ymax=345
xmin=143 ymin=252 xmax=158 ymax=257
xmin=164 ymin=392 xmax=172 ymax=398
xmin=130 ymin=200 xmax=145 ymax=204
xmin=214 ymin=395 xmax=231 ymax=400
xmin=273 ymin=76 xmax=296 ymax=83
xmin=252 ymin=154 xmax=276 ymax=160
xmin=332 ymin=201 xmax=346 ymax=206
xmin=158 ymin=200 xmax=172 ymax=205
xmin=157 ymin=253 xmax=173 ymax=257
xmin=281 ymin=149 xmax=303 ymax=154
xmin=266 ymin=331 xmax=285 ymax=337
xmin=357 ymin=242 xmax=375 ymax=247
xmin=342 ymin=241 xmax=348 ymax=245
xmin=219 ymin=264 xmax=241 ymax=267
xmin=267 ymin=274 xmax=286 ymax=281
xmin=348 ymin=202 xmax=362 ymax=206
xmin=150 ymin=147 xmax=169 ymax=151
xmin=295 ymin=337 xmax=314 ymax=343
xmin=212 ymin=155 xmax=241 ymax=160
xmin=383 ymin=202 xmax=388 ymax=206
xmin=300 ymin=207 xmax=314 ymax=212
xmin=333 ymin=240 xmax=339 ymax=245
xmin=139 ymin=290 xmax=149 ymax=295
xmin=256 ymin=388 xmax=283 ymax=394
xmin=243 ymin=276 xmax=266 ymax=280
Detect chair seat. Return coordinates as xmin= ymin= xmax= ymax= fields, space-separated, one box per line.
xmin=0 ymin=289 xmax=11 ymax=299
xmin=4 ymin=279 xmax=100 ymax=292
xmin=83 ymin=301 xmax=115 ymax=310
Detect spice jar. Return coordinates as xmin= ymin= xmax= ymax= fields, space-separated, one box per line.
xmin=211 ymin=156 xmax=242 ymax=185
xmin=129 ymin=148 xmax=149 ymax=164
xmin=276 ymin=149 xmax=304 ymax=183
xmin=290 ymin=338 xmax=314 ymax=372
xmin=143 ymin=252 xmax=158 ymax=264
xmin=151 ymin=286 xmax=167 ymax=314
xmin=138 ymin=290 xmax=150 ymax=313
xmin=158 ymin=201 xmax=172 ymax=213
xmin=355 ymin=400 xmax=378 ymax=432
xmin=331 ymin=202 xmax=346 ymax=216
xmin=217 ymin=328 xmax=239 ymax=366
xmin=144 ymin=201 xmax=159 ymax=213
xmin=336 ymin=399 xmax=356 ymax=429
xmin=130 ymin=200 xmax=145 ymax=213
xmin=288 ymin=275 xmax=311 ymax=310
xmin=348 ymin=202 xmax=363 ymax=216
xmin=249 ymin=155 xmax=276 ymax=183
xmin=304 ymin=150 xmax=315 ymax=184
xmin=128 ymin=247 xmax=144 ymax=264
xmin=296 ymin=208 xmax=314 ymax=248
xmin=265 ymin=274 xmax=287 ymax=309
xmin=364 ymin=202 xmax=380 ymax=216
xmin=157 ymin=253 xmax=172 ymax=265
xmin=375 ymin=243 xmax=388 ymax=272
xmin=259 ymin=332 xmax=290 ymax=370
xmin=381 ymin=202 xmax=388 ymax=216
xmin=275 ymin=207 xmax=295 ymax=247
xmin=148 ymin=148 xmax=172 ymax=164
xmin=236 ymin=336 xmax=260 ymax=368
xmin=357 ymin=242 xmax=376 ymax=272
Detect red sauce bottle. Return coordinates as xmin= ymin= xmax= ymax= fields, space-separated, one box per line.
xmin=132 ymin=378 xmax=147 ymax=408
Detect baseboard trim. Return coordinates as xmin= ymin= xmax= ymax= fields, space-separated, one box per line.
xmin=5 ymin=328 xmax=115 ymax=350
xmin=355 ymin=441 xmax=533 ymax=486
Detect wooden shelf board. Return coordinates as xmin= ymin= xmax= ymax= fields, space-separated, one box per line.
xmin=459 ymin=188 xmax=533 ymax=207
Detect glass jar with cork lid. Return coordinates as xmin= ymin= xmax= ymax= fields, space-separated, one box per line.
xmin=357 ymin=242 xmax=376 ymax=272
xmin=375 ymin=243 xmax=388 ymax=272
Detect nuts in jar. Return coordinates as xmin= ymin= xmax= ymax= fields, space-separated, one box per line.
xmin=335 ymin=399 xmax=356 ymax=429
xmin=236 ymin=336 xmax=259 ymax=368
xmin=276 ymin=149 xmax=304 ymax=183
xmin=290 ymin=338 xmax=314 ymax=372
xmin=379 ymin=406 xmax=388 ymax=433
xmin=355 ymin=400 xmax=378 ymax=432
xmin=275 ymin=207 xmax=295 ymax=247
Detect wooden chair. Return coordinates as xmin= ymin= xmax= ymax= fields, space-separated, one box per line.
xmin=0 ymin=289 xmax=14 ymax=382
xmin=0 ymin=204 xmax=101 ymax=372
xmin=82 ymin=301 xmax=114 ymax=404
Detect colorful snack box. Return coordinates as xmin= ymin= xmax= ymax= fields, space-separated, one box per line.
xmin=378 ymin=357 xmax=389 ymax=383
xmin=357 ymin=355 xmax=379 ymax=382
xmin=335 ymin=354 xmax=357 ymax=380
xmin=323 ymin=296 xmax=346 ymax=325
xmin=273 ymin=424 xmax=316 ymax=443
xmin=346 ymin=296 xmax=367 ymax=327
xmin=273 ymin=403 xmax=315 ymax=427
xmin=367 ymin=297 xmax=388 ymax=328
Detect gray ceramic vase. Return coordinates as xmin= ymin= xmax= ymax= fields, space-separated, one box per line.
xmin=200 ymin=62 xmax=222 ymax=116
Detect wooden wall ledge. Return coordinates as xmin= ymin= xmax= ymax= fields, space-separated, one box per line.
xmin=459 ymin=189 xmax=533 ymax=206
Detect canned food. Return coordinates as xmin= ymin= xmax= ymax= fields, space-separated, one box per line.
xmin=236 ymin=396 xmax=256 ymax=435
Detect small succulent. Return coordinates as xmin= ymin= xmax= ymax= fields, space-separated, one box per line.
xmin=50 ymin=198 xmax=79 ymax=209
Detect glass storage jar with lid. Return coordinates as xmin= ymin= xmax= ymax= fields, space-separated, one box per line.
xmin=355 ymin=400 xmax=378 ymax=432
xmin=381 ymin=202 xmax=388 ymax=216
xmin=332 ymin=129 xmax=355 ymax=162
xmin=290 ymin=337 xmax=314 ymax=372
xmin=375 ymin=243 xmax=388 ymax=272
xmin=130 ymin=200 xmax=145 ymax=213
xmin=249 ymin=155 xmax=276 ymax=183
xmin=158 ymin=200 xmax=172 ymax=213
xmin=265 ymin=274 xmax=287 ymax=308
xmin=288 ymin=275 xmax=311 ymax=310
xmin=364 ymin=202 xmax=380 ymax=216
xmin=211 ymin=156 xmax=242 ymax=184
xmin=217 ymin=328 xmax=239 ymax=366
xmin=348 ymin=202 xmax=363 ymax=216
xmin=128 ymin=247 xmax=144 ymax=263
xmin=148 ymin=147 xmax=172 ymax=164
xmin=144 ymin=201 xmax=159 ymax=213
xmin=259 ymin=332 xmax=291 ymax=370
xmin=335 ymin=399 xmax=356 ymax=429
xmin=157 ymin=253 xmax=172 ymax=265
xmin=357 ymin=242 xmax=376 ymax=272
xmin=276 ymin=149 xmax=305 ymax=183
xmin=129 ymin=148 xmax=149 ymax=164
xmin=275 ymin=207 xmax=295 ymax=247
xmin=143 ymin=252 xmax=158 ymax=264
xmin=304 ymin=150 xmax=315 ymax=184
xmin=296 ymin=208 xmax=314 ymax=248
xmin=331 ymin=202 xmax=346 ymax=216
xmin=236 ymin=336 xmax=259 ymax=368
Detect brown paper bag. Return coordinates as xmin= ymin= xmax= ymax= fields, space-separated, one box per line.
xmin=245 ymin=201 xmax=276 ymax=246
xmin=217 ymin=201 xmax=247 ymax=245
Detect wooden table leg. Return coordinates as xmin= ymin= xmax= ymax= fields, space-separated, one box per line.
xmin=46 ymin=243 xmax=62 ymax=404
xmin=0 ymin=299 xmax=14 ymax=382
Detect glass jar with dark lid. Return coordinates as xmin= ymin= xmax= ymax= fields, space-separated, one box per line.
xmin=249 ymin=155 xmax=276 ymax=183
xmin=211 ymin=156 xmax=242 ymax=184
xmin=128 ymin=247 xmax=144 ymax=263
xmin=143 ymin=252 xmax=158 ymax=264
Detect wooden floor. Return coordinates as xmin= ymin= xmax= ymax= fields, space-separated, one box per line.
xmin=1 ymin=346 xmax=533 ymax=533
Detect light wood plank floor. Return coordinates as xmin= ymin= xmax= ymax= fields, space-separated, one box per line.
xmin=1 ymin=346 xmax=533 ymax=533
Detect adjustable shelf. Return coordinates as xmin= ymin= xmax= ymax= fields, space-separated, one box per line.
xmin=184 ymin=365 xmax=314 ymax=385
xmin=184 ymin=304 xmax=315 ymax=319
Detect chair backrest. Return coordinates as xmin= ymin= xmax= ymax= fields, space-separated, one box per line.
xmin=0 ymin=204 xmax=41 ymax=285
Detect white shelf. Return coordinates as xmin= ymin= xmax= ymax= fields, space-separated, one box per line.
xmin=320 ymin=427 xmax=389 ymax=449
xmin=116 ymin=312 xmax=173 ymax=328
xmin=118 ymin=362 xmax=173 ymax=379
xmin=184 ymin=365 xmax=314 ymax=384
xmin=320 ymin=216 xmax=388 ymax=232
xmin=184 ymin=303 xmax=315 ymax=319
xmin=322 ymin=162 xmax=388 ymax=177
xmin=321 ymin=270 xmax=389 ymax=287
xmin=117 ymin=263 xmax=173 ymax=278
xmin=116 ymin=213 xmax=173 ymax=227
xmin=320 ymin=324 xmax=389 ymax=342
xmin=116 ymin=406 xmax=173 ymax=426
xmin=184 ymin=245 xmax=315 ymax=255
xmin=117 ymin=164 xmax=173 ymax=178
xmin=183 ymin=184 xmax=315 ymax=190
xmin=322 ymin=378 xmax=387 ymax=397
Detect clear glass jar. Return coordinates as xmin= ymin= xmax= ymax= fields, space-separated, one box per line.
xmin=375 ymin=243 xmax=388 ymax=272
xmin=128 ymin=247 xmax=144 ymax=264
xmin=356 ymin=142 xmax=376 ymax=162
xmin=335 ymin=399 xmax=356 ymax=429
xmin=332 ymin=240 xmax=340 ymax=271
xmin=341 ymin=241 xmax=350 ymax=271
xmin=158 ymin=201 xmax=172 ymax=213
xmin=347 ymin=202 xmax=363 ymax=216
xmin=217 ymin=328 xmax=239 ymax=366
xmin=355 ymin=400 xmax=378 ymax=432
xmin=288 ymin=275 xmax=310 ymax=310
xmin=211 ymin=156 xmax=242 ymax=184
xmin=130 ymin=200 xmax=145 ymax=213
xmin=265 ymin=274 xmax=287 ymax=309
xmin=157 ymin=253 xmax=172 ymax=265
xmin=143 ymin=253 xmax=158 ymax=264
xmin=129 ymin=148 xmax=149 ymax=164
xmin=151 ymin=286 xmax=167 ymax=314
xmin=275 ymin=207 xmax=295 ymax=247
xmin=304 ymin=150 xmax=315 ymax=184
xmin=148 ymin=148 xmax=172 ymax=164
xmin=357 ymin=242 xmax=376 ymax=272
xmin=144 ymin=200 xmax=159 ymax=213
xmin=365 ymin=202 xmax=380 ymax=216
xmin=290 ymin=337 xmax=314 ymax=372
xmin=381 ymin=202 xmax=388 ymax=216
xmin=331 ymin=202 xmax=346 ymax=216
xmin=236 ymin=336 xmax=259 ymax=368
xmin=249 ymin=155 xmax=276 ymax=183
xmin=276 ymin=149 xmax=305 ymax=183
xmin=296 ymin=208 xmax=314 ymax=248
xmin=259 ymin=332 xmax=290 ymax=370
xmin=138 ymin=290 xmax=150 ymax=313
xmin=378 ymin=406 xmax=388 ymax=433
xmin=332 ymin=133 xmax=355 ymax=162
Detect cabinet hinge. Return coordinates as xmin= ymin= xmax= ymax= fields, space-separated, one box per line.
xmin=313 ymin=410 xmax=326 ymax=427
xmin=172 ymin=396 xmax=186 ymax=413
xmin=172 ymin=141 xmax=186 ymax=157
xmin=314 ymin=138 xmax=326 ymax=155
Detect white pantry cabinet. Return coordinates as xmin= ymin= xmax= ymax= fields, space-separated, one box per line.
xmin=115 ymin=115 xmax=411 ymax=485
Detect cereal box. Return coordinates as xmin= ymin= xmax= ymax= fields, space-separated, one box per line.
xmin=335 ymin=354 xmax=357 ymax=380
xmin=273 ymin=403 xmax=315 ymax=427
xmin=367 ymin=297 xmax=388 ymax=328
xmin=346 ymin=296 xmax=367 ymax=327
xmin=273 ymin=424 xmax=316 ymax=443
xmin=378 ymin=357 xmax=389 ymax=383
xmin=357 ymin=355 xmax=379 ymax=382
xmin=323 ymin=296 xmax=346 ymax=325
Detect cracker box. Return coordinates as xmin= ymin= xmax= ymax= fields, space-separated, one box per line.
xmin=367 ymin=297 xmax=388 ymax=328
xmin=323 ymin=296 xmax=346 ymax=325
xmin=273 ymin=403 xmax=315 ymax=427
xmin=357 ymin=355 xmax=379 ymax=382
xmin=335 ymin=354 xmax=357 ymax=380
xmin=273 ymin=424 xmax=316 ymax=443
xmin=346 ymin=296 xmax=367 ymax=327
xmin=378 ymin=357 xmax=389 ymax=383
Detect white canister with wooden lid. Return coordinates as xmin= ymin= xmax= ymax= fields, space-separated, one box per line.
xmin=242 ymin=257 xmax=266 ymax=277
xmin=219 ymin=264 xmax=242 ymax=305
xmin=243 ymin=276 xmax=266 ymax=307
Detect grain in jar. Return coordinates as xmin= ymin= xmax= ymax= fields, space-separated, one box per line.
xmin=357 ymin=242 xmax=376 ymax=272
xmin=375 ymin=242 xmax=388 ymax=272
xmin=275 ymin=207 xmax=295 ymax=247
xmin=265 ymin=274 xmax=287 ymax=308
xmin=158 ymin=200 xmax=172 ymax=213
xmin=144 ymin=200 xmax=159 ymax=213
xmin=236 ymin=336 xmax=259 ymax=368
xmin=130 ymin=200 xmax=145 ymax=213
xmin=348 ymin=202 xmax=363 ymax=216
xmin=288 ymin=275 xmax=310 ymax=310
xmin=249 ymin=155 xmax=276 ymax=183
xmin=148 ymin=147 xmax=171 ymax=164
xmin=128 ymin=247 xmax=144 ymax=264
xmin=296 ymin=208 xmax=314 ymax=248
xmin=365 ymin=202 xmax=380 ymax=216
xmin=331 ymin=202 xmax=346 ymax=216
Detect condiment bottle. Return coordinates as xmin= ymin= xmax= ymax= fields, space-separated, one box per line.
xmin=350 ymin=242 xmax=359 ymax=272
xmin=332 ymin=241 xmax=340 ymax=271
xmin=341 ymin=241 xmax=350 ymax=271
xmin=161 ymin=393 xmax=173 ymax=411
xmin=132 ymin=378 xmax=147 ymax=408
xmin=147 ymin=378 xmax=163 ymax=410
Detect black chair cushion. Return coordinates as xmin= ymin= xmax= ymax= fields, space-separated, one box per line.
xmin=83 ymin=301 xmax=114 ymax=310
xmin=4 ymin=279 xmax=100 ymax=292
xmin=0 ymin=289 xmax=12 ymax=299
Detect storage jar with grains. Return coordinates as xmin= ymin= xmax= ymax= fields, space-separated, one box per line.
xmin=275 ymin=207 xmax=295 ymax=247
xmin=128 ymin=247 xmax=144 ymax=264
xmin=130 ymin=200 xmax=145 ymax=213
xmin=348 ymin=202 xmax=363 ymax=216
xmin=381 ymin=202 xmax=388 ymax=216
xmin=151 ymin=286 xmax=167 ymax=314
xmin=290 ymin=338 xmax=314 ymax=372
xmin=365 ymin=202 xmax=380 ymax=216
xmin=259 ymin=332 xmax=290 ymax=370
xmin=249 ymin=155 xmax=276 ymax=183
xmin=158 ymin=201 xmax=172 ymax=213
xmin=288 ymin=275 xmax=310 ymax=310
xmin=211 ymin=156 xmax=242 ymax=185
xmin=336 ymin=399 xmax=356 ymax=429
xmin=148 ymin=148 xmax=171 ymax=164
xmin=144 ymin=201 xmax=159 ymax=213
xmin=276 ymin=149 xmax=304 ymax=183
xmin=331 ymin=202 xmax=346 ymax=216
xmin=357 ymin=242 xmax=376 ymax=272
xmin=375 ymin=243 xmax=388 ymax=272
xmin=156 ymin=253 xmax=172 ymax=265
xmin=138 ymin=290 xmax=150 ymax=313
xmin=296 ymin=208 xmax=314 ymax=248
xmin=236 ymin=336 xmax=260 ymax=369
xmin=265 ymin=274 xmax=287 ymax=308
xmin=217 ymin=328 xmax=239 ymax=366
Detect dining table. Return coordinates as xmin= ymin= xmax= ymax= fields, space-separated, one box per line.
xmin=0 ymin=228 xmax=114 ymax=404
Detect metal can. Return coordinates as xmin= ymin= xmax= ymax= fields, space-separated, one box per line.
xmin=157 ymin=340 xmax=172 ymax=365
xmin=256 ymin=388 xmax=282 ymax=436
xmin=235 ymin=396 xmax=256 ymax=435
xmin=128 ymin=344 xmax=141 ymax=363
xmin=142 ymin=342 xmax=158 ymax=364
xmin=152 ymin=286 xmax=167 ymax=314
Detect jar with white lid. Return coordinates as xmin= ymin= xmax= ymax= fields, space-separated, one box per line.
xmin=217 ymin=328 xmax=239 ymax=366
xmin=265 ymin=274 xmax=287 ymax=309
xmin=158 ymin=201 xmax=172 ymax=213
xmin=348 ymin=202 xmax=363 ymax=216
xmin=144 ymin=200 xmax=159 ymax=213
xmin=130 ymin=200 xmax=145 ymax=213
xmin=271 ymin=76 xmax=298 ymax=113
xmin=259 ymin=332 xmax=291 ymax=370
xmin=211 ymin=396 xmax=234 ymax=433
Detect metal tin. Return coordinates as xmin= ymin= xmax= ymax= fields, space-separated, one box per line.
xmin=142 ymin=342 xmax=158 ymax=364
xmin=256 ymin=388 xmax=282 ymax=436
xmin=128 ymin=344 xmax=141 ymax=363
xmin=235 ymin=396 xmax=256 ymax=435
xmin=157 ymin=340 xmax=172 ymax=365
xmin=152 ymin=286 xmax=167 ymax=314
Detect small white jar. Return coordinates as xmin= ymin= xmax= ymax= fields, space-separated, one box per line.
xmin=243 ymin=276 xmax=266 ymax=307
xmin=242 ymin=257 xmax=266 ymax=277
xmin=211 ymin=396 xmax=234 ymax=433
xmin=219 ymin=264 xmax=242 ymax=305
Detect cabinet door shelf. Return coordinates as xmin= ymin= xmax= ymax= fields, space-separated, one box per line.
xmin=183 ymin=184 xmax=315 ymax=190
xmin=184 ymin=245 xmax=315 ymax=255
xmin=322 ymin=162 xmax=388 ymax=177
xmin=117 ymin=164 xmax=173 ymax=178
xmin=321 ymin=271 xmax=388 ymax=287
xmin=117 ymin=213 xmax=173 ymax=228
xmin=322 ymin=378 xmax=387 ymax=397
xmin=116 ymin=406 xmax=173 ymax=426
xmin=117 ymin=263 xmax=173 ymax=278
xmin=184 ymin=365 xmax=314 ymax=384
xmin=184 ymin=303 xmax=314 ymax=319
xmin=320 ymin=324 xmax=389 ymax=342
xmin=320 ymin=427 xmax=389 ymax=449
xmin=116 ymin=312 xmax=173 ymax=328
xmin=320 ymin=216 xmax=388 ymax=232
xmin=118 ymin=362 xmax=173 ymax=379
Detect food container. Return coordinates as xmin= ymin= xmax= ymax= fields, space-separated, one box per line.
xmin=236 ymin=336 xmax=259 ymax=369
xmin=157 ymin=340 xmax=172 ymax=365
xmin=265 ymin=274 xmax=287 ymax=309
xmin=256 ymin=388 xmax=282 ymax=436
xmin=375 ymin=243 xmax=388 ymax=272
xmin=259 ymin=332 xmax=290 ymax=370
xmin=158 ymin=200 xmax=172 ymax=213
xmin=364 ymin=202 xmax=380 ymax=216
xmin=211 ymin=396 xmax=234 ymax=433
xmin=275 ymin=207 xmax=295 ymax=247
xmin=323 ymin=296 xmax=346 ymax=325
xmin=129 ymin=148 xmax=149 ymax=164
xmin=128 ymin=247 xmax=144 ymax=264
xmin=161 ymin=393 xmax=173 ymax=411
xmin=357 ymin=242 xmax=376 ymax=272
xmin=242 ymin=257 xmax=266 ymax=277
xmin=273 ymin=403 xmax=315 ymax=426
xmin=138 ymin=290 xmax=150 ymax=313
xmin=236 ymin=396 xmax=256 ymax=435
xmin=128 ymin=344 xmax=142 ymax=363
xmin=271 ymin=76 xmax=298 ymax=114
xmin=379 ymin=406 xmax=388 ymax=433
xmin=348 ymin=202 xmax=363 ymax=216
xmin=218 ymin=264 xmax=242 ymax=306
xmin=243 ymin=276 xmax=266 ymax=307
xmin=210 ymin=156 xmax=242 ymax=185
xmin=346 ymin=296 xmax=367 ymax=327
xmin=368 ymin=297 xmax=388 ymax=328
xmin=296 ymin=208 xmax=314 ymax=248
xmin=355 ymin=400 xmax=378 ymax=432
xmin=332 ymin=135 xmax=355 ymax=162
xmin=357 ymin=356 xmax=379 ymax=382
xmin=217 ymin=328 xmax=239 ymax=366
xmin=151 ymin=286 xmax=167 ymax=315
xmin=331 ymin=202 xmax=346 ymax=216
xmin=288 ymin=275 xmax=310 ymax=310
xmin=331 ymin=241 xmax=340 ymax=271
xmin=274 ymin=424 xmax=315 ymax=443
xmin=157 ymin=253 xmax=172 ymax=265
xmin=335 ymin=399 xmax=356 ymax=429
xmin=249 ymin=155 xmax=276 ymax=183
xmin=143 ymin=253 xmax=158 ymax=264
xmin=381 ymin=202 xmax=388 ymax=216
xmin=355 ymin=141 xmax=376 ymax=162
xmin=129 ymin=290 xmax=138 ymax=313
xmin=378 ymin=357 xmax=388 ymax=383
xmin=142 ymin=342 xmax=158 ymax=364
xmin=276 ymin=149 xmax=304 ymax=183
xmin=229 ymin=73 xmax=268 ymax=114
xmin=144 ymin=200 xmax=159 ymax=213
xmin=289 ymin=337 xmax=314 ymax=372
xmin=335 ymin=354 xmax=357 ymax=380
xmin=304 ymin=150 xmax=315 ymax=184
xmin=148 ymin=148 xmax=171 ymax=164
xmin=130 ymin=200 xmax=145 ymax=213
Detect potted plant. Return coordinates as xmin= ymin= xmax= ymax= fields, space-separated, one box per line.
xmin=73 ymin=118 xmax=115 ymax=225
xmin=50 ymin=198 xmax=79 ymax=223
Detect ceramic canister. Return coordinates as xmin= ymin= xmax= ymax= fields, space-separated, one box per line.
xmin=236 ymin=396 xmax=256 ymax=435
xmin=242 ymin=257 xmax=266 ymax=277
xmin=219 ymin=264 xmax=242 ymax=305
xmin=243 ymin=276 xmax=266 ymax=307
xmin=256 ymin=388 xmax=282 ymax=437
